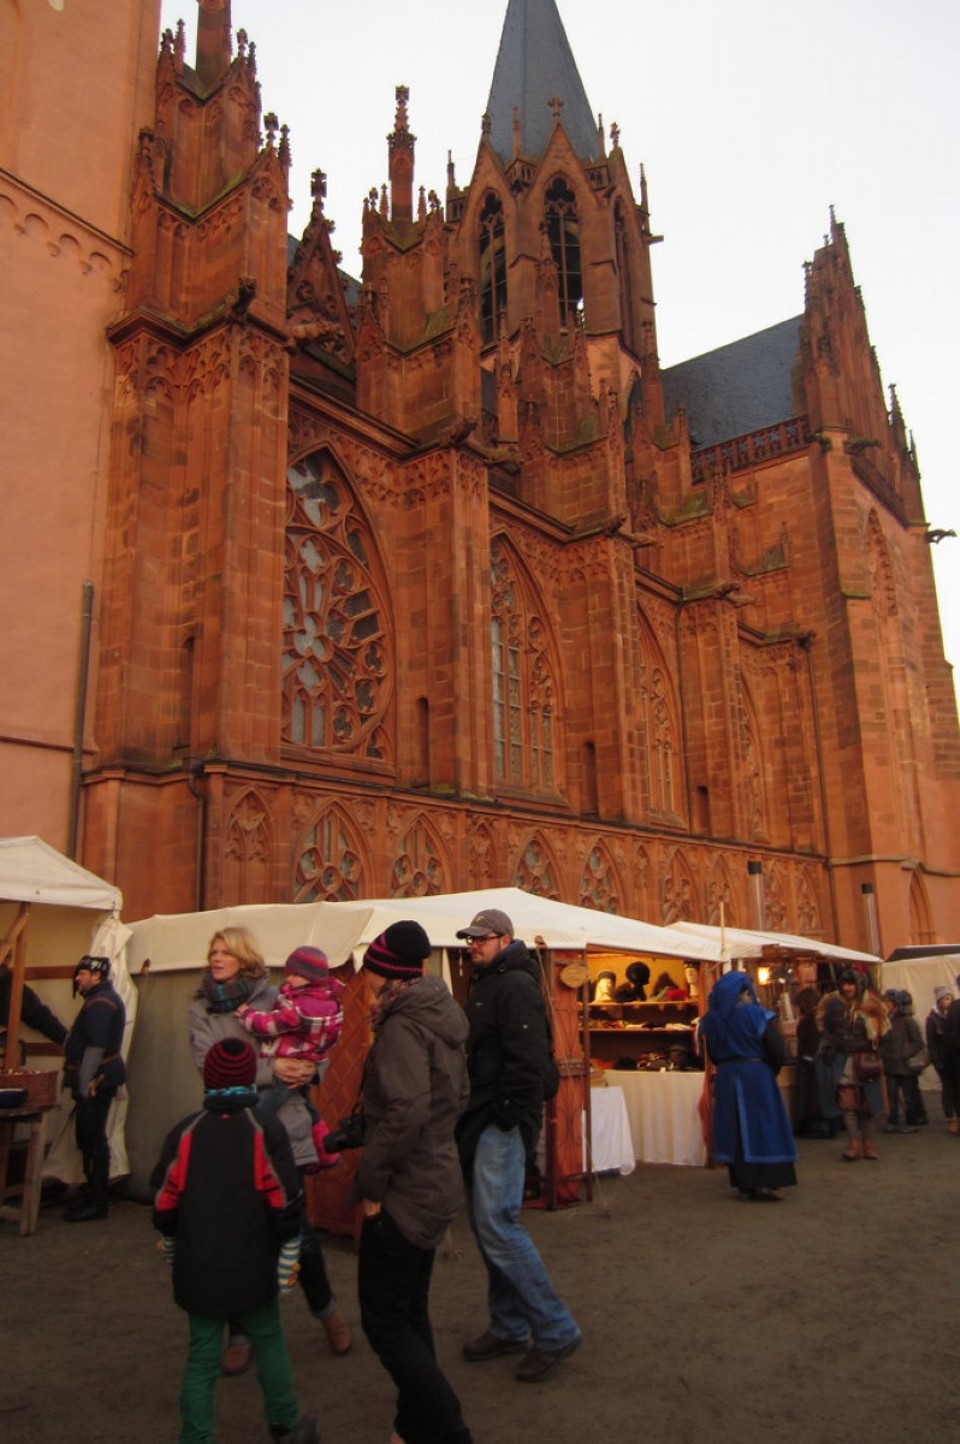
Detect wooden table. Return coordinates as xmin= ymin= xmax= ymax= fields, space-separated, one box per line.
xmin=0 ymin=1105 xmax=48 ymax=1235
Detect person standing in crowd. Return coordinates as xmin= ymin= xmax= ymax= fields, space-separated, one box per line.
xmin=153 ymin=1038 xmax=317 ymax=1444
xmin=817 ymin=968 xmax=890 ymax=1161
xmin=697 ymin=969 xmax=798 ymax=1201
xmin=61 ymin=955 xmax=126 ymax=1222
xmin=880 ymin=990 xmax=927 ymax=1133
xmin=925 ymin=985 xmax=957 ymax=1133
xmin=353 ymin=921 xmax=473 ymax=1444
xmin=455 ymin=909 xmax=581 ymax=1385
xmin=188 ymin=928 xmax=350 ymax=1376
xmin=940 ymin=975 xmax=960 ymax=1134
xmin=793 ymin=986 xmax=834 ymax=1138
xmin=0 ymin=957 xmax=68 ymax=1062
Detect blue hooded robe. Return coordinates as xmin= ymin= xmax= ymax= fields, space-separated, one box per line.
xmin=698 ymin=971 xmax=797 ymax=1167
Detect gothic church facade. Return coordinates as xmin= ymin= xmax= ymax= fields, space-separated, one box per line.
xmin=3 ymin=0 xmax=958 ymax=953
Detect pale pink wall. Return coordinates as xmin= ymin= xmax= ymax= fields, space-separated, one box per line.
xmin=0 ymin=0 xmax=162 ymax=849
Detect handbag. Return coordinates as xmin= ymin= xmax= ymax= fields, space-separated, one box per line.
xmin=907 ymin=1047 xmax=930 ymax=1074
xmin=855 ymin=1048 xmax=883 ymax=1083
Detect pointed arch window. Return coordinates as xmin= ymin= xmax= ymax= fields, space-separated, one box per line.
xmin=491 ymin=540 xmax=558 ymax=793
xmin=479 ymin=192 xmax=507 ymax=345
xmin=635 ymin=613 xmax=683 ymax=821
xmin=544 ymin=176 xmax=582 ymax=326
xmin=614 ymin=200 xmax=637 ymax=354
xmin=295 ymin=808 xmax=363 ymax=902
xmin=283 ymin=451 xmax=392 ymax=761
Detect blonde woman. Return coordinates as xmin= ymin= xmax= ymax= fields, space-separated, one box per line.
xmin=188 ymin=928 xmax=351 ymax=1373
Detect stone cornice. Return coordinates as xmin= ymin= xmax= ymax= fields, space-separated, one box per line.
xmin=0 ymin=166 xmax=131 ymax=255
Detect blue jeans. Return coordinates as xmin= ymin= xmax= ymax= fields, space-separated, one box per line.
xmin=467 ymin=1124 xmax=579 ymax=1352
xmin=256 ymin=1081 xmax=319 ymax=1129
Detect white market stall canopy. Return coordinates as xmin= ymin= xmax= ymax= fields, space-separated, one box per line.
xmin=877 ymin=951 xmax=960 ymax=1009
xmin=667 ymin=919 xmax=881 ymax=967
xmin=0 ymin=836 xmax=121 ymax=914
xmin=127 ymin=887 xmax=720 ymax=974
xmin=0 ymin=836 xmax=134 ymax=1187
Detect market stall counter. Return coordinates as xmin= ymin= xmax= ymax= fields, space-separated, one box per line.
xmin=614 ymin=1069 xmax=708 ymax=1167
xmin=584 ymin=1085 xmax=635 ymax=1176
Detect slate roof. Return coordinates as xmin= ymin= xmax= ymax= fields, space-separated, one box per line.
xmin=485 ymin=0 xmax=599 ymax=166
xmin=661 ymin=317 xmax=804 ymax=450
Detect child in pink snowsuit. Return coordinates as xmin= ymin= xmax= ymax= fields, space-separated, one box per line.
xmin=238 ymin=945 xmax=343 ymax=1162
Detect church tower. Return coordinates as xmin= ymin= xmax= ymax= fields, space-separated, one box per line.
xmin=83 ymin=1 xmax=295 ymax=908
xmin=7 ymin=0 xmax=951 ymax=945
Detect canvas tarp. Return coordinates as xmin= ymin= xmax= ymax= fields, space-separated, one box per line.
xmin=126 ymin=887 xmax=720 ymax=975
xmin=0 ymin=836 xmax=134 ymax=1186
xmin=0 ymin=835 xmax=121 ymax=913
xmin=667 ymin=919 xmax=881 ymax=967
xmin=876 ymin=952 xmax=960 ymax=1091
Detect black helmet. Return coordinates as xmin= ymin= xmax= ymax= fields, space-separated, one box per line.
xmin=73 ymin=955 xmax=110 ymax=994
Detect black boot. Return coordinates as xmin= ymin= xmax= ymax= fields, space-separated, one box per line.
xmin=65 ymin=1154 xmax=108 ymax=1222
xmin=269 ymin=1418 xmax=318 ymax=1443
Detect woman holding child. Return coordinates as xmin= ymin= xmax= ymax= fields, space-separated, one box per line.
xmin=187 ymin=927 xmax=351 ymax=1373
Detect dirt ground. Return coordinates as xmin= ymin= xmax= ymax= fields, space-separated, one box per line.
xmin=2 ymin=1111 xmax=957 ymax=1444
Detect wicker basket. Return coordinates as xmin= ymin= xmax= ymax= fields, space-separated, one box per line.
xmin=0 ymin=1068 xmax=59 ymax=1108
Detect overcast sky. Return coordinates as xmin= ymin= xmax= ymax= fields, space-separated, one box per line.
xmin=161 ymin=0 xmax=959 ymax=703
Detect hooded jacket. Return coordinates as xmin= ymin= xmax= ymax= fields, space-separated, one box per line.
xmin=152 ymin=1091 xmax=302 ymax=1317
xmin=879 ymin=1000 xmax=925 ymax=1074
xmin=456 ymin=938 xmax=552 ymax=1170
xmin=352 ymin=974 xmax=469 ymax=1250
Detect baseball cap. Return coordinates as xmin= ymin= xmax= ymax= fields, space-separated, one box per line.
xmin=456 ymin=909 xmax=515 ymax=941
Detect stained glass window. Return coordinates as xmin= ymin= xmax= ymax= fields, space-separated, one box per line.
xmin=283 ymin=452 xmax=391 ymax=760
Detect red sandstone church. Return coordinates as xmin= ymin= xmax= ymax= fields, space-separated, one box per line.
xmin=3 ymin=0 xmax=958 ymax=952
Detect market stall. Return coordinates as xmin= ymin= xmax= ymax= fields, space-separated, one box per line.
xmin=0 ymin=836 xmax=135 ymax=1224
xmin=124 ymin=889 xmax=721 ymax=1216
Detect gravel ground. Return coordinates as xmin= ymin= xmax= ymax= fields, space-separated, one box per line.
xmin=2 ymin=1112 xmax=957 ymax=1444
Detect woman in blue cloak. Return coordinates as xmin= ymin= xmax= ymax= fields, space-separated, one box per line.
xmin=698 ymin=969 xmax=798 ymax=1201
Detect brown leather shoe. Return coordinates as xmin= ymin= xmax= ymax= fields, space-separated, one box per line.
xmin=514 ymin=1333 xmax=582 ymax=1383
xmin=462 ymin=1330 xmax=528 ymax=1362
xmin=221 ymin=1337 xmax=253 ymax=1375
xmin=321 ymin=1307 xmax=352 ymax=1355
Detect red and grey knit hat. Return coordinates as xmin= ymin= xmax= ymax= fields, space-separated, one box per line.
xmin=203 ymin=1037 xmax=257 ymax=1091
xmin=362 ymin=921 xmax=431 ymax=981
xmin=285 ymin=945 xmax=330 ymax=983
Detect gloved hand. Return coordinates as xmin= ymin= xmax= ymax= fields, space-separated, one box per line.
xmin=277 ymin=1236 xmax=301 ymax=1291
xmin=159 ymin=1236 xmax=176 ymax=1268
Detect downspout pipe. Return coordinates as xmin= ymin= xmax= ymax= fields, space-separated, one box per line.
xmin=69 ymin=580 xmax=95 ymax=859
xmin=186 ymin=759 xmax=207 ymax=913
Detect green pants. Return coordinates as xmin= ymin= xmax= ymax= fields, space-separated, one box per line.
xmin=180 ymin=1299 xmax=298 ymax=1443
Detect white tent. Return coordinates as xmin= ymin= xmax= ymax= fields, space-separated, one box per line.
xmin=126 ymin=886 xmax=718 ymax=974
xmin=877 ymin=952 xmax=960 ymax=1091
xmin=0 ymin=836 xmax=135 ymax=1186
xmin=667 ymin=919 xmax=881 ymax=967
xmin=122 ymin=887 xmax=718 ymax=1196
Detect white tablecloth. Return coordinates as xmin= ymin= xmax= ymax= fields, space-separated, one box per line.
xmin=583 ymin=1086 xmax=635 ymax=1176
xmin=614 ymin=1069 xmax=707 ymax=1167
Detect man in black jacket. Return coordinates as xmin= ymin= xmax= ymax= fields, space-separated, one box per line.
xmin=455 ymin=909 xmax=581 ymax=1384
xmin=62 ymin=956 xmax=125 ymax=1222
xmin=0 ymin=960 xmax=68 ymax=1061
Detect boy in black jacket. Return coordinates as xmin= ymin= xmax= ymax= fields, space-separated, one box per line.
xmin=152 ymin=1038 xmax=318 ymax=1444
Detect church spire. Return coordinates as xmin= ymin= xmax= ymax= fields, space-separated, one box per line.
xmin=196 ymin=0 xmax=233 ymax=91
xmin=485 ymin=0 xmax=598 ymax=165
